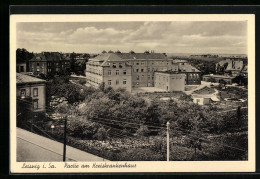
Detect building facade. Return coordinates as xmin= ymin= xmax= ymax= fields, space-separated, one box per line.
xmin=29 ymin=52 xmax=70 ymax=76
xmin=16 ymin=62 xmax=27 ymax=73
xmin=154 ymin=72 xmax=186 ymax=91
xmin=86 ymin=52 xmax=201 ymax=92
xmin=16 ymin=73 xmax=46 ymax=112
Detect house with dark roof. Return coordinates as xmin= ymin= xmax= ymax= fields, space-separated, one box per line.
xmin=29 ymin=52 xmax=70 ymax=76
xmin=85 ymin=52 xmax=201 ymax=92
xmin=16 ymin=73 xmax=46 ymax=113
xmin=216 ymin=58 xmax=246 ymax=77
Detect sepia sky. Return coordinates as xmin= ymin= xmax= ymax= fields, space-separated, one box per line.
xmin=16 ymin=21 xmax=247 ymax=54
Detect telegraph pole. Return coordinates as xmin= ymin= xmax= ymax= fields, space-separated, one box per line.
xmin=63 ymin=116 xmax=67 ymax=162
xmin=166 ymin=121 xmax=170 ymax=161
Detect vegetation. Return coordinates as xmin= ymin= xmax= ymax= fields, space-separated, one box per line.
xmin=21 ymin=78 xmax=248 ymax=161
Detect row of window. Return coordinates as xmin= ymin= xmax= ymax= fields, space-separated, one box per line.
xmin=106 ymin=62 xmax=125 ymax=68
xmin=129 ymin=61 xmax=172 ymax=66
xmin=135 ymin=75 xmax=154 ymax=81
xmin=108 ymin=70 xmax=127 ymax=76
xmin=20 ymin=88 xmax=38 ymax=98
xmin=133 ymin=67 xmax=176 ymax=73
xmin=108 ymin=79 xmax=127 ymax=85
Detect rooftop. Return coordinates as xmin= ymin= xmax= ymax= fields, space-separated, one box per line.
xmin=16 ymin=73 xmax=45 ymax=84
xmin=30 ymin=52 xmax=70 ymax=62
xmin=203 ymin=74 xmax=235 ymax=79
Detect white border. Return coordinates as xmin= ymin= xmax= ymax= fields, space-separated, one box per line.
xmin=10 ymin=14 xmax=255 ymax=173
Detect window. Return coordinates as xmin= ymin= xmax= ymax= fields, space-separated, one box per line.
xmin=116 ymin=79 xmax=119 ymax=85
xmin=33 ymin=100 xmax=38 ymax=110
xmin=56 ymin=68 xmax=59 ymax=72
xmin=148 ymin=75 xmax=150 ymax=80
xmin=36 ymin=66 xmax=40 ymax=72
xmin=56 ymin=63 xmax=59 ymax=66
xmin=116 ymin=70 xmax=119 ymax=75
xmin=136 ymin=69 xmax=139 ymax=72
xmin=20 ymin=66 xmax=24 ymax=72
xmin=20 ymin=89 xmax=26 ymax=98
xmin=108 ymin=70 xmax=112 ymax=76
xmin=108 ymin=80 xmax=112 ymax=85
xmin=33 ymin=88 xmax=38 ymax=97
xmin=37 ymin=63 xmax=40 ymax=66
xmin=123 ymin=79 xmax=127 ymax=84
xmin=141 ymin=62 xmax=144 ymax=65
xmin=136 ymin=62 xmax=139 ymax=65
xmin=119 ymin=63 xmax=123 ymax=68
xmin=141 ymin=69 xmax=144 ymax=72
xmin=141 ymin=75 xmax=144 ymax=79
xmin=123 ymin=70 xmax=126 ymax=75
xmin=147 ymin=68 xmax=150 ymax=72
xmin=113 ymin=63 xmax=117 ymax=68
xmin=136 ymin=75 xmax=139 ymax=80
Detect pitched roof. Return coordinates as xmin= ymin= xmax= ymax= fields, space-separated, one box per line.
xmin=30 ymin=52 xmax=68 ymax=62
xmin=178 ymin=64 xmax=201 ymax=72
xmin=225 ymin=60 xmax=244 ymax=71
xmin=16 ymin=73 xmax=45 ymax=84
xmin=116 ymin=53 xmax=167 ymax=60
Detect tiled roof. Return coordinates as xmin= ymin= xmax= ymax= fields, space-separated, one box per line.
xmin=241 ymin=65 xmax=248 ymax=72
xmin=178 ymin=64 xmax=201 ymax=73
xmin=225 ymin=60 xmax=243 ymax=71
xmin=16 ymin=73 xmax=45 ymax=84
xmin=30 ymin=52 xmax=68 ymax=62
xmin=116 ymin=53 xmax=167 ymax=60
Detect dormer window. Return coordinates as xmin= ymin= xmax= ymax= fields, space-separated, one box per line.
xmin=112 ymin=63 xmax=116 ymax=68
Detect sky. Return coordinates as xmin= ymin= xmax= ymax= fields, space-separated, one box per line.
xmin=16 ymin=21 xmax=247 ymax=54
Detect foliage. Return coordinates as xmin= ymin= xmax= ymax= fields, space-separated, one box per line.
xmin=93 ymin=127 xmax=108 ymax=141
xmin=16 ymin=48 xmax=34 ymax=63
xmin=136 ymin=125 xmax=149 ymax=137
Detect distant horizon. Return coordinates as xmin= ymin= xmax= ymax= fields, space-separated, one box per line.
xmin=17 ymin=48 xmax=247 ymax=56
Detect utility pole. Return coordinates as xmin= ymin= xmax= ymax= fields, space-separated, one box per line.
xmin=166 ymin=121 xmax=170 ymax=161
xmin=63 ymin=116 xmax=67 ymax=162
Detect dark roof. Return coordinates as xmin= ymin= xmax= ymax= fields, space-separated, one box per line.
xmin=30 ymin=52 xmax=69 ymax=62
xmin=16 ymin=73 xmax=45 ymax=84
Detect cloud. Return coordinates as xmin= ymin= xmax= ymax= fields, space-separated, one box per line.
xmin=16 ymin=21 xmax=247 ymax=54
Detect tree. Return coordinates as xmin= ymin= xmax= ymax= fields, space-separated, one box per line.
xmin=16 ymin=48 xmax=34 ymax=72
xmin=70 ymin=52 xmax=77 ymax=73
xmin=102 ymin=50 xmax=107 ymax=54
xmin=93 ymin=127 xmax=108 ymax=140
xmin=136 ymin=125 xmax=149 ymax=137
xmin=108 ymin=50 xmax=114 ymax=53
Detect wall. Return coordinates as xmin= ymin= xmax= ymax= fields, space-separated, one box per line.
xmin=17 ymin=83 xmax=46 ymax=112
xmin=154 ymin=72 xmax=185 ymax=91
xmin=103 ymin=62 xmax=132 ymax=92
xmin=16 ymin=62 xmax=27 ymax=73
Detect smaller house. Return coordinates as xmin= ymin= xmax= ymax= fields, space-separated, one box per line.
xmin=16 ymin=73 xmax=46 ymax=113
xmin=192 ymin=94 xmax=212 ymax=105
xmin=154 ymin=71 xmax=186 ymax=91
